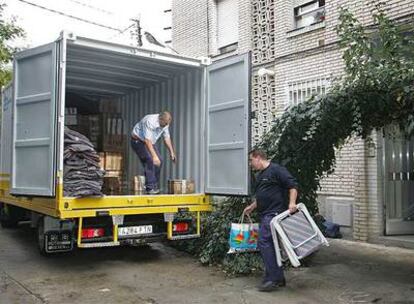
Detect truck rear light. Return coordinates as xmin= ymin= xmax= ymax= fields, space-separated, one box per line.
xmin=173 ymin=222 xmax=189 ymax=233
xmin=82 ymin=228 xmax=105 ymax=239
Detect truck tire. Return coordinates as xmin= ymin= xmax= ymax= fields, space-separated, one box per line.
xmin=0 ymin=204 xmax=19 ymax=228
xmin=37 ymin=217 xmax=48 ymax=256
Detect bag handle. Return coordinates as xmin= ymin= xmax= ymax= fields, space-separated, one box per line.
xmin=239 ymin=211 xmax=254 ymax=224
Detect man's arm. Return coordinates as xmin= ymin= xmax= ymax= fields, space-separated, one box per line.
xmin=274 ymin=165 xmax=299 ymax=213
xmin=163 ymin=137 xmax=176 ymax=162
xmin=144 ymin=139 xmax=161 ymax=167
xmin=288 ymin=188 xmax=298 ymax=213
xmin=244 ymin=199 xmax=257 ymax=216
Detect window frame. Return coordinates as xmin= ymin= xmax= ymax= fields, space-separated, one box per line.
xmin=293 ymin=0 xmax=326 ymax=30
xmin=216 ymin=0 xmax=239 ymax=53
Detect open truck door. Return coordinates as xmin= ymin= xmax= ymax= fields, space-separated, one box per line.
xmin=11 ymin=42 xmax=60 ymax=196
xmin=205 ymin=53 xmax=251 ymax=196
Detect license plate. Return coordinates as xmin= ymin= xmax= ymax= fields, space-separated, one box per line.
xmin=118 ymin=225 xmax=153 ymax=236
xmin=45 ymin=231 xmax=73 ymax=253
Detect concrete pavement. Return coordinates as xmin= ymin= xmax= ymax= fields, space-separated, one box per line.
xmin=0 ymin=224 xmax=413 ymax=304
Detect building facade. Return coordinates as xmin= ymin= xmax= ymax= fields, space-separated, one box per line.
xmin=171 ymin=0 xmax=414 ymax=247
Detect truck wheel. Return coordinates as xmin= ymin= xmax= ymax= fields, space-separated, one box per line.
xmin=0 ymin=204 xmax=19 ymax=228
xmin=37 ymin=217 xmax=48 ymax=255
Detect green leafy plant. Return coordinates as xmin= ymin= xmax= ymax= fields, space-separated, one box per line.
xmin=0 ymin=3 xmax=24 ymax=87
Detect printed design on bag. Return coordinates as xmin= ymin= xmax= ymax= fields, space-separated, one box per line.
xmin=247 ymin=228 xmax=258 ymax=244
xmin=233 ymin=231 xmax=245 ymax=244
xmin=228 ymin=213 xmax=260 ymax=254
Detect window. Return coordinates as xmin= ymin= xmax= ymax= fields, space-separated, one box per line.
xmin=294 ymin=0 xmax=325 ymax=29
xmin=217 ymin=0 xmax=238 ymax=53
xmin=287 ymin=76 xmax=330 ymax=107
xmin=401 ymin=30 xmax=414 ymax=58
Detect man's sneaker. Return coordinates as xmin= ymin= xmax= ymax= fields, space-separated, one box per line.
xmin=257 ymin=279 xmax=286 ymax=292
xmin=146 ymin=189 xmax=160 ymax=195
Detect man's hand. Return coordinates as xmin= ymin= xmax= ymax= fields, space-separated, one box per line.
xmin=170 ymin=152 xmax=176 ymax=163
xmin=153 ymin=156 xmax=161 ymax=167
xmin=243 ymin=201 xmax=257 ymax=216
xmin=288 ymin=188 xmax=298 ymax=213
xmin=288 ymin=203 xmax=297 ymax=214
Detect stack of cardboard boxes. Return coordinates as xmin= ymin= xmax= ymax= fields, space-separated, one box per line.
xmin=65 ymin=107 xmax=78 ymax=125
xmin=99 ymin=99 xmax=125 ymax=195
xmin=99 ymin=152 xmax=123 ymax=195
xmin=64 ymin=98 xmax=127 ymax=195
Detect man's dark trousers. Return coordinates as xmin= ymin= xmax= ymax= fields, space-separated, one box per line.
xmin=131 ymin=139 xmax=162 ymax=191
xmin=258 ymin=213 xmax=285 ymax=283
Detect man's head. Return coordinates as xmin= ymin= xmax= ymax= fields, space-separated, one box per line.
xmin=159 ymin=111 xmax=172 ymax=127
xmin=249 ymin=149 xmax=269 ymax=171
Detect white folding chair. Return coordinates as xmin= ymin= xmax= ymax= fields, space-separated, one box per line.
xmin=271 ymin=203 xmax=329 ymax=267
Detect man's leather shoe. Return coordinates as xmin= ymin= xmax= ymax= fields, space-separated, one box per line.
xmin=257 ymin=279 xmax=286 ymax=292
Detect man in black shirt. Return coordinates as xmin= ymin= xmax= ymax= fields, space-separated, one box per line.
xmin=244 ymin=149 xmax=298 ymax=292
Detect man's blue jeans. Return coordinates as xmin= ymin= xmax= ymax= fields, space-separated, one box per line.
xmin=131 ymin=139 xmax=162 ymax=191
xmin=259 ymin=213 xmax=285 ymax=283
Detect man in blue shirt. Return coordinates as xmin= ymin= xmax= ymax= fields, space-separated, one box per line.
xmin=131 ymin=112 xmax=176 ymax=194
xmin=244 ymin=149 xmax=298 ymax=292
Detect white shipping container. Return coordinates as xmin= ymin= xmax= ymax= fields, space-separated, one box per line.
xmin=1 ymin=32 xmax=251 ymax=197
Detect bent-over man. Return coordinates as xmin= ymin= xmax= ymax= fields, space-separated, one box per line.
xmin=131 ymin=111 xmax=176 ymax=194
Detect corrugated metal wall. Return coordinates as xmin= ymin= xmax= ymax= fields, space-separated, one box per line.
xmin=119 ymin=68 xmax=205 ymax=193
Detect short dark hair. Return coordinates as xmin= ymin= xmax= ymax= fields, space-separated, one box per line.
xmin=249 ymin=149 xmax=267 ymax=160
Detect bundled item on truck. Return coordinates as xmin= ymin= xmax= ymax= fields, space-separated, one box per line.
xmin=64 ymin=127 xmax=105 ymax=197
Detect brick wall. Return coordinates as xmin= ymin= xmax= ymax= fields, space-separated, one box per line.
xmin=264 ymin=0 xmax=412 ymax=241
xmin=171 ymin=0 xmax=208 ymax=57
xmin=273 ymin=0 xmax=414 ymax=60
xmin=172 ymin=0 xmax=413 ymax=241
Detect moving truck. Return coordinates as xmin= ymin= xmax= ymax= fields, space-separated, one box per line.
xmin=0 ymin=32 xmax=250 ymax=254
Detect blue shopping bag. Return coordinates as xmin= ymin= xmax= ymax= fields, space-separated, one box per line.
xmin=228 ymin=212 xmax=259 ymax=254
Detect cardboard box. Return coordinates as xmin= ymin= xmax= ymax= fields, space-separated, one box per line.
xmin=102 ymin=176 xmax=122 ymax=195
xmin=70 ymin=114 xmax=101 ymax=148
xmin=132 ymin=175 xmax=145 ymax=194
xmin=100 ymin=114 xmax=125 ymax=152
xmin=65 ymin=114 xmax=78 ymax=126
xmin=168 ymin=179 xmax=195 ymax=194
xmin=104 ymin=170 xmax=123 ymax=177
xmin=99 ymin=98 xmax=120 ymax=113
xmin=99 ymin=152 xmax=123 ymax=171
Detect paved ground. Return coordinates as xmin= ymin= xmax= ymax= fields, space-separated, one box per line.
xmin=0 ymin=224 xmax=413 ymax=304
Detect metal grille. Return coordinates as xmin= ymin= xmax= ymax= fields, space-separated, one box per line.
xmin=287 ymin=76 xmax=330 ymax=107
xmin=251 ymin=74 xmax=276 ymax=145
xmin=252 ymin=0 xmax=275 ymax=65
xmin=383 ymin=125 xmax=414 ymax=235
